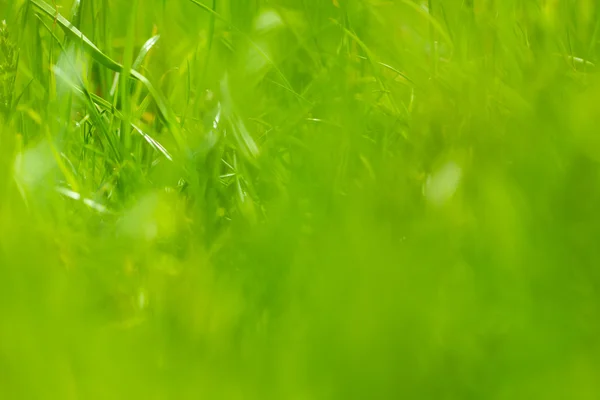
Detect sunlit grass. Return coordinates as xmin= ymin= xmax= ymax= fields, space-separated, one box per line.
xmin=1 ymin=0 xmax=600 ymax=398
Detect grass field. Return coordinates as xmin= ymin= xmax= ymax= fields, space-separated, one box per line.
xmin=1 ymin=0 xmax=600 ymax=398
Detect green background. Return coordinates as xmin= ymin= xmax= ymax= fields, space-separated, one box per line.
xmin=1 ymin=0 xmax=600 ymax=398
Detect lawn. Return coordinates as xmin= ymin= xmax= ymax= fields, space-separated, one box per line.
xmin=1 ymin=0 xmax=600 ymax=398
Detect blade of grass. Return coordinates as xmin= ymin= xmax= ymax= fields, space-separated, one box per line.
xmin=132 ymin=34 xmax=160 ymax=71
xmin=400 ymin=0 xmax=454 ymax=52
xmin=186 ymin=0 xmax=309 ymax=105
xmin=55 ymin=186 xmax=109 ymax=213
xmin=30 ymin=0 xmax=185 ymax=152
xmin=36 ymin=13 xmax=121 ymax=162
xmin=52 ymin=63 xmax=174 ymax=163
xmin=120 ymin=0 xmax=139 ymax=156
xmin=54 ymin=65 xmax=121 ymax=162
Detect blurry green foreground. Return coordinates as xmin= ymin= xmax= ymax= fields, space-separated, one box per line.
xmin=1 ymin=0 xmax=600 ymax=398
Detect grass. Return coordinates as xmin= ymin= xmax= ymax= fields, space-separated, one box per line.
xmin=1 ymin=0 xmax=600 ymax=398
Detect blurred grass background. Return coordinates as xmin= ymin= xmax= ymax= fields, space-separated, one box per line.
xmin=1 ymin=0 xmax=600 ymax=398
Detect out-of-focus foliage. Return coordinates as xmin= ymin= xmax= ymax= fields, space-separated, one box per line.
xmin=1 ymin=0 xmax=600 ymax=398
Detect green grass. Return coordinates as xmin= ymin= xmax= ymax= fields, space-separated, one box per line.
xmin=1 ymin=0 xmax=600 ymax=398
